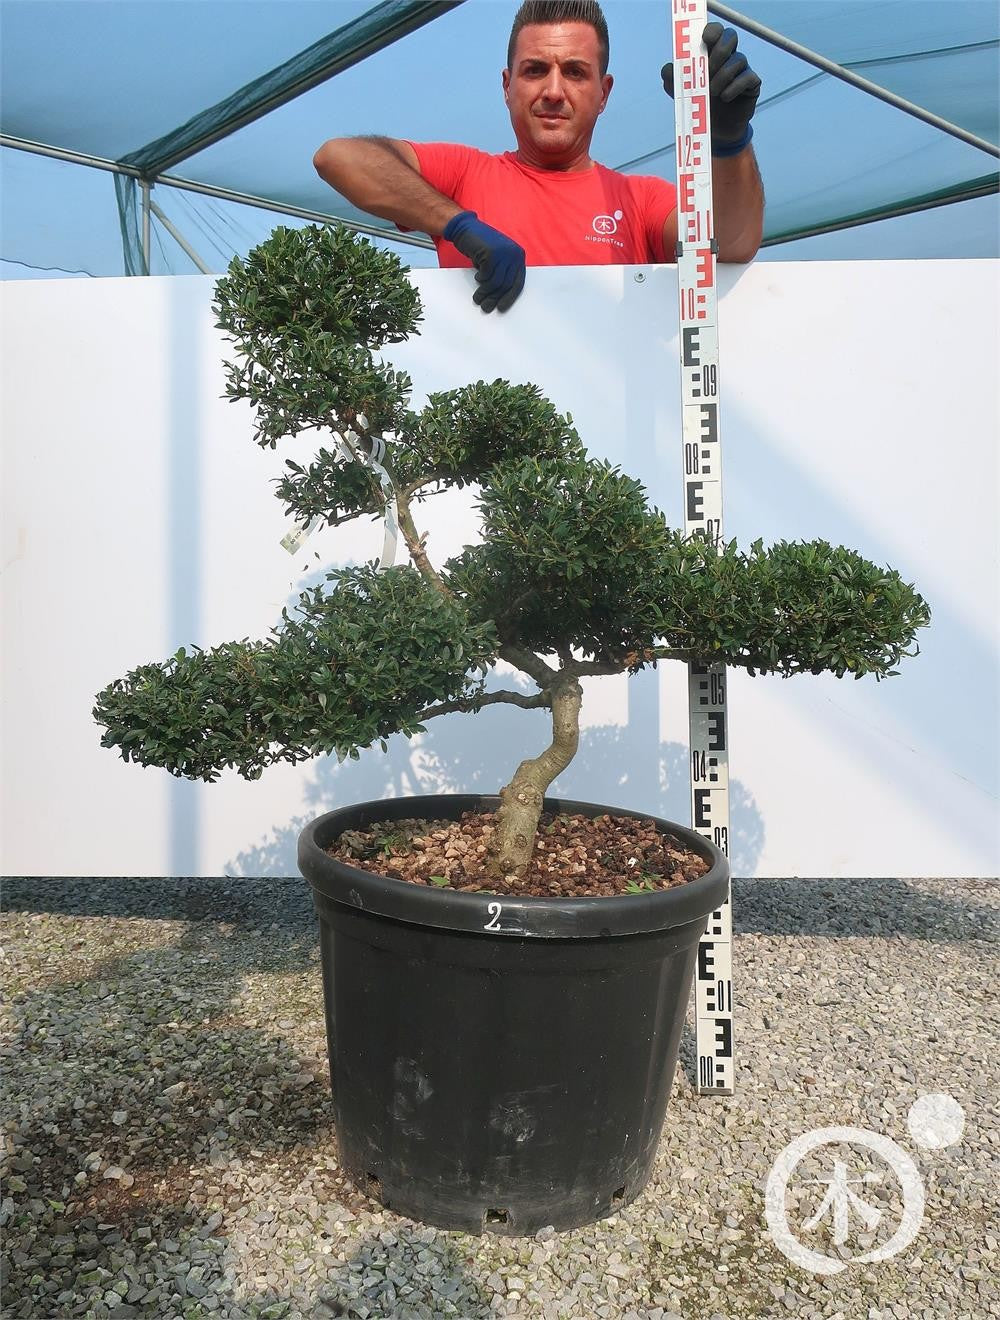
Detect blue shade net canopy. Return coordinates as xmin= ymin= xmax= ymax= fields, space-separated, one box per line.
xmin=1 ymin=0 xmax=997 ymax=278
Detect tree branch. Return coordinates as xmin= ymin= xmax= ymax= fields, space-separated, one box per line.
xmin=317 ymin=421 xmax=451 ymax=597
xmin=562 ymin=647 xmax=708 ymax=678
xmin=395 ymin=488 xmax=452 ymax=597
xmin=499 ymin=645 xmax=557 ymax=686
xmin=402 ymin=473 xmax=454 ymax=500
xmin=564 ymin=660 xmax=625 ymax=677
xmin=416 ymin=688 xmax=552 ymax=720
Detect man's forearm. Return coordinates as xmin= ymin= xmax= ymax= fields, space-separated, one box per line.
xmin=313 ymin=136 xmax=461 ymax=236
xmin=713 ymin=147 xmax=764 ymax=263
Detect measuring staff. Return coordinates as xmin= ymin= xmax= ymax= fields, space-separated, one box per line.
xmin=664 ymin=0 xmax=762 ymax=1094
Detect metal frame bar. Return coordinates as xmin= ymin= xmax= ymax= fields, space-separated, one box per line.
xmin=708 ymin=1 xmax=1000 ymax=158
xmin=0 ymin=134 xmax=434 ymax=251
xmin=1 ymin=134 xmax=141 ymax=176
xmin=5 ymin=129 xmax=994 ymax=257
xmin=154 ymin=173 xmax=434 ymax=248
xmin=148 ymin=199 xmax=211 ymax=273
xmin=141 ymin=181 xmax=151 ymax=275
xmin=761 ymin=175 xmax=1000 ymax=246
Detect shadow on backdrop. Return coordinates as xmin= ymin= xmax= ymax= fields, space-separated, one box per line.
xmin=224 ymin=712 xmax=765 ymax=880
xmin=720 ymin=381 xmax=998 ymax=865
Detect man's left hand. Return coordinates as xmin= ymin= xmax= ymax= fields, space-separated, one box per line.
xmin=661 ymin=22 xmax=762 ymax=155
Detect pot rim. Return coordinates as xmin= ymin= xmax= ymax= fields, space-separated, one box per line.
xmin=299 ymin=793 xmax=730 ymax=939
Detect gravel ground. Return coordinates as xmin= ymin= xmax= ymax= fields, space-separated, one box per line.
xmin=2 ymin=874 xmax=997 ymax=1320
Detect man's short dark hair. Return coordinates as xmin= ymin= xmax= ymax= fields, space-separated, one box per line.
xmin=507 ymin=1 xmax=610 ymax=77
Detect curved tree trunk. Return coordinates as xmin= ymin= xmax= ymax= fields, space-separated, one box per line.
xmin=488 ymin=676 xmax=583 ymax=881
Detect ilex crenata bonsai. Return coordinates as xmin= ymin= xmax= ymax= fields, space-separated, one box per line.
xmin=94 ymin=225 xmax=930 ymax=880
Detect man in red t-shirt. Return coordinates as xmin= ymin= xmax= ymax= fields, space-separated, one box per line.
xmin=315 ymin=0 xmax=764 ymax=313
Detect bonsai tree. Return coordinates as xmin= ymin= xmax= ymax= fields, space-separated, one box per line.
xmin=94 ymin=225 xmax=930 ymax=880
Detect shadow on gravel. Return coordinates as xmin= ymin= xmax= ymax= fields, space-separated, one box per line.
xmin=0 ymin=903 xmax=365 ymax=1318
xmin=4 ymin=872 xmax=997 ymax=943
xmin=2 ymin=876 xmax=317 ymax=936
xmin=676 ymin=1019 xmax=698 ymax=1094
xmin=300 ymin=1226 xmax=495 ymax=1320
xmin=730 ymin=874 xmax=999 ymax=943
xmin=3 ymin=908 xmax=499 ymax=1318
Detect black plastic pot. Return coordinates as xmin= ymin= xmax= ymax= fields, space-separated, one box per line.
xmin=298 ymin=794 xmax=729 ymax=1235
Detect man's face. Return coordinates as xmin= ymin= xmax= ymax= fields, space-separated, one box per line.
xmin=502 ymin=22 xmax=613 ymax=169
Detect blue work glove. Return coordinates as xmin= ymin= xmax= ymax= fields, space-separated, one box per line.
xmin=442 ymin=211 xmax=526 ymax=313
xmin=661 ymin=22 xmax=762 ymax=156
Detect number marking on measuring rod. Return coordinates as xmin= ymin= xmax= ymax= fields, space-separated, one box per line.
xmin=671 ymin=0 xmax=734 ymax=1095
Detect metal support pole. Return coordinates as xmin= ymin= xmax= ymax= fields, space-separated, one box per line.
xmin=141 ymin=180 xmax=151 ymax=275
xmin=148 ymin=199 xmax=211 ymax=273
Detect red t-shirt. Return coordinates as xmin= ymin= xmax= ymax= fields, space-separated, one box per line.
xmin=405 ymin=142 xmax=677 ymax=267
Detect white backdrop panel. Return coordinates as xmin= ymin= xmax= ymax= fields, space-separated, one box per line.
xmin=2 ymin=261 xmax=997 ymax=877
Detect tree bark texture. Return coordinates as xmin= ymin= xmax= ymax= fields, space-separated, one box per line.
xmin=489 ymin=677 xmax=583 ymax=880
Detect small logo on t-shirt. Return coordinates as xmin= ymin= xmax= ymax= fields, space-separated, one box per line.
xmin=592 ymin=209 xmax=624 ymax=236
